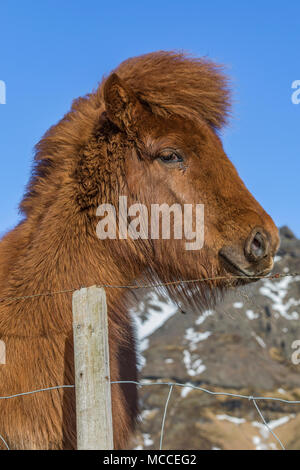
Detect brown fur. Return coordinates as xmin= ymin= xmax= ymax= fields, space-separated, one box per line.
xmin=0 ymin=51 xmax=279 ymax=449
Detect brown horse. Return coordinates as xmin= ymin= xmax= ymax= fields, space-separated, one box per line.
xmin=0 ymin=51 xmax=279 ymax=449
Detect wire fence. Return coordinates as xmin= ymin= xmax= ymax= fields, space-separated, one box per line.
xmin=1 ymin=380 xmax=300 ymax=450
xmin=0 ymin=271 xmax=299 ymax=304
xmin=0 ymin=271 xmax=299 ymax=450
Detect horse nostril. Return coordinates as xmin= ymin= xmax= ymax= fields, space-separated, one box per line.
xmin=245 ymin=229 xmax=269 ymax=262
xmin=251 ymin=233 xmax=264 ymax=257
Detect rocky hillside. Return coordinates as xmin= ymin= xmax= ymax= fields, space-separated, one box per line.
xmin=132 ymin=227 xmax=300 ymax=450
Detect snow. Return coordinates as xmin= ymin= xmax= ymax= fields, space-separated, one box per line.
xmin=182 ymin=312 xmax=211 ymax=375
xmin=183 ymin=350 xmax=206 ymax=376
xmin=140 ymin=409 xmax=155 ymax=421
xmin=140 ymin=338 xmax=149 ymax=353
xmin=133 ymin=292 xmax=178 ymax=340
xmin=251 ymin=332 xmax=266 ymax=348
xmin=251 ymin=415 xmax=295 ymax=450
xmin=181 ymin=384 xmax=193 ymax=398
xmin=267 ymin=415 xmax=295 ymax=429
xmin=143 ymin=433 xmax=153 ymax=446
xmin=216 ymin=414 xmax=245 ymax=425
xmin=252 ymin=435 xmax=270 ymax=450
xmin=233 ymin=302 xmax=244 ymax=309
xmin=246 ymin=309 xmax=260 ymax=320
xmin=259 ymin=277 xmax=300 ymax=320
xmin=251 ymin=414 xmax=295 ymax=450
xmin=252 ymin=415 xmax=293 ymax=434
xmin=184 ymin=328 xmax=211 ymax=351
xmin=195 ymin=309 xmax=214 ymax=325
xmin=131 ymin=292 xmax=178 ymax=368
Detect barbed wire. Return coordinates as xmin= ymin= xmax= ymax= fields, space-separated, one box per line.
xmin=1 ymin=380 xmax=300 ymax=450
xmin=0 ymin=272 xmax=299 ymax=304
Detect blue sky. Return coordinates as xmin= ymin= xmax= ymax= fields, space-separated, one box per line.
xmin=0 ymin=1 xmax=299 ymax=237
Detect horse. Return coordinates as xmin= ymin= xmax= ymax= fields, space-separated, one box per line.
xmin=0 ymin=51 xmax=279 ymax=449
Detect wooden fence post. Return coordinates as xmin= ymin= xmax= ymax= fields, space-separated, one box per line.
xmin=72 ymin=286 xmax=113 ymax=450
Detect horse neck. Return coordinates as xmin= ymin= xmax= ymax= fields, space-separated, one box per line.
xmin=0 ymin=199 xmax=143 ymax=334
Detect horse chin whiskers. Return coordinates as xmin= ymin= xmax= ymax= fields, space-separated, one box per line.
xmin=162 ymin=271 xmax=224 ymax=315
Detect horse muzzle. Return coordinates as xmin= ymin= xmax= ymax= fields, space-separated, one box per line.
xmin=219 ymin=226 xmax=279 ymax=278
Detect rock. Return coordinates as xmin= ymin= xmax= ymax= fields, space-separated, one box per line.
xmin=132 ymin=227 xmax=300 ymax=450
xmin=280 ymin=226 xmax=296 ymax=240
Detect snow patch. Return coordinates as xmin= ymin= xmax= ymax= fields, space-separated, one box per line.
xmin=181 ymin=384 xmax=193 ymax=398
xmin=195 ymin=309 xmax=214 ymax=325
xmin=259 ymin=277 xmax=300 ymax=320
xmin=184 ymin=328 xmax=211 ymax=351
xmin=165 ymin=358 xmax=174 ymax=364
xmin=252 ymin=415 xmax=293 ymax=433
xmin=216 ymin=414 xmax=245 ymax=425
xmin=251 ymin=332 xmax=266 ymax=348
xmin=183 ymin=350 xmax=206 ymax=376
xmin=133 ymin=292 xmax=178 ymax=340
xmin=140 ymin=409 xmax=152 ymax=421
xmin=143 ymin=433 xmax=153 ymax=447
xmin=131 ymin=292 xmax=178 ymax=369
xmin=233 ymin=302 xmax=243 ymax=309
xmin=246 ymin=309 xmax=260 ymax=320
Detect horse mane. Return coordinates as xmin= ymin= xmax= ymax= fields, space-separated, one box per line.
xmin=20 ymin=51 xmax=231 ymax=217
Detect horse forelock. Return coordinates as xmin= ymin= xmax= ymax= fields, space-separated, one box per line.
xmin=112 ymin=50 xmax=231 ymax=130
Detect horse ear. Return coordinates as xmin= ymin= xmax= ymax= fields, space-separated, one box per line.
xmin=103 ymin=73 xmax=142 ymax=132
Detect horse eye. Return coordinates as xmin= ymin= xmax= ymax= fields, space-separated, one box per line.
xmin=159 ymin=151 xmax=183 ymax=164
